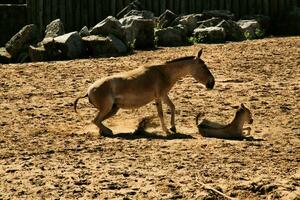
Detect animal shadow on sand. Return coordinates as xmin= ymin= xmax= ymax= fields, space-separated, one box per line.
xmin=101 ymin=130 xmax=195 ymax=140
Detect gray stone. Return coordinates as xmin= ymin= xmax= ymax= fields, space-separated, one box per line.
xmin=5 ymin=24 xmax=38 ymax=57
xmin=203 ymin=10 xmax=235 ymax=20
xmin=217 ymin=20 xmax=245 ymax=41
xmin=124 ymin=9 xmax=154 ymax=19
xmin=44 ymin=19 xmax=65 ymax=38
xmin=54 ymin=31 xmax=83 ymax=59
xmin=193 ymin=26 xmax=226 ymax=43
xmin=240 ymin=15 xmax=270 ymax=34
xmin=158 ymin=9 xmax=178 ymax=28
xmin=107 ymin=34 xmax=127 ymax=53
xmin=123 ymin=18 xmax=154 ymax=49
xmin=90 ymin=16 xmax=125 ymax=41
xmin=79 ymin=26 xmax=90 ymax=37
xmin=171 ymin=14 xmax=200 ymax=35
xmin=155 ymin=26 xmax=187 ymax=47
xmin=198 ymin=17 xmax=224 ymax=28
xmin=28 ymin=45 xmax=48 ymax=62
xmin=82 ymin=35 xmax=127 ymax=57
xmin=120 ymin=15 xmax=144 ymax=26
xmin=237 ymin=20 xmax=262 ymax=39
xmin=0 ymin=47 xmax=11 ymax=63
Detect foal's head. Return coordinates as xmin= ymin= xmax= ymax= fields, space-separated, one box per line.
xmin=237 ymin=103 xmax=253 ymax=124
xmin=189 ymin=49 xmax=215 ymax=89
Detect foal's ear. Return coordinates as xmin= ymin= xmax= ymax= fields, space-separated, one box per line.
xmin=197 ymin=49 xmax=203 ymax=58
xmin=241 ymin=103 xmax=245 ymax=109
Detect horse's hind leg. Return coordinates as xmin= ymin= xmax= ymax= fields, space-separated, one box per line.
xmin=155 ymin=99 xmax=169 ymax=134
xmin=163 ymin=95 xmax=176 ymax=133
xmin=93 ymin=104 xmax=119 ymax=137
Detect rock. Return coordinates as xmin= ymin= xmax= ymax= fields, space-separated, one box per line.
xmin=123 ymin=18 xmax=154 ymax=49
xmin=82 ymin=35 xmax=127 ymax=57
xmin=5 ymin=24 xmax=38 ymax=57
xmin=120 ymin=15 xmax=143 ymax=26
xmin=171 ymin=14 xmax=200 ymax=35
xmin=44 ymin=19 xmax=65 ymax=38
xmin=54 ymin=31 xmax=83 ymax=59
xmin=155 ymin=26 xmax=187 ymax=47
xmin=240 ymin=15 xmax=270 ymax=34
xmin=218 ymin=20 xmax=245 ymax=41
xmin=79 ymin=26 xmax=90 ymax=37
xmin=193 ymin=26 xmax=226 ymax=43
xmin=28 ymin=45 xmax=48 ymax=62
xmin=237 ymin=20 xmax=262 ymax=39
xmin=90 ymin=16 xmax=125 ymax=42
xmin=198 ymin=17 xmax=224 ymax=28
xmin=158 ymin=9 xmax=178 ymax=28
xmin=124 ymin=9 xmax=154 ymax=19
xmin=203 ymin=10 xmax=235 ymax=20
xmin=0 ymin=47 xmax=11 ymax=63
xmin=107 ymin=34 xmax=127 ymax=53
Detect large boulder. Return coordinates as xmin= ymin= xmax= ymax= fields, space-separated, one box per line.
xmin=123 ymin=18 xmax=155 ymax=49
xmin=203 ymin=10 xmax=235 ymax=20
xmin=79 ymin=26 xmax=90 ymax=37
xmin=155 ymin=26 xmax=187 ymax=47
xmin=124 ymin=9 xmax=154 ymax=19
xmin=198 ymin=17 xmax=224 ymax=28
xmin=240 ymin=15 xmax=270 ymax=34
xmin=54 ymin=31 xmax=83 ymax=59
xmin=90 ymin=16 xmax=125 ymax=41
xmin=237 ymin=20 xmax=263 ymax=39
xmin=193 ymin=26 xmax=226 ymax=43
xmin=44 ymin=19 xmax=65 ymax=38
xmin=171 ymin=14 xmax=202 ymax=35
xmin=5 ymin=24 xmax=38 ymax=57
xmin=158 ymin=9 xmax=178 ymax=28
xmin=217 ymin=20 xmax=245 ymax=41
xmin=82 ymin=34 xmax=127 ymax=57
xmin=0 ymin=47 xmax=11 ymax=63
xmin=29 ymin=45 xmax=49 ymax=62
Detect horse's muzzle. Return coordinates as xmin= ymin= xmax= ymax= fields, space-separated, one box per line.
xmin=206 ymin=79 xmax=215 ymax=90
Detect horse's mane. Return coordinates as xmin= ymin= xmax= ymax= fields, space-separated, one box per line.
xmin=165 ymin=56 xmax=195 ymax=64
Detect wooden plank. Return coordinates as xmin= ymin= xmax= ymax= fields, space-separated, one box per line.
xmin=145 ymin=0 xmax=152 ymax=12
xmin=52 ymin=0 xmax=59 ymax=19
xmin=110 ymin=0 xmax=116 ymax=16
xmin=59 ymin=0 xmax=66 ymax=27
xmin=240 ymin=0 xmax=248 ymax=17
xmin=153 ymin=0 xmax=160 ymax=16
xmin=27 ymin=0 xmax=32 ymax=23
xmin=232 ymin=0 xmax=240 ymax=19
xmin=166 ymin=0 xmax=174 ymax=11
xmin=44 ymin=0 xmax=51 ymax=26
xmin=74 ymin=0 xmax=81 ymax=30
xmin=211 ymin=0 xmax=218 ymax=10
xmin=255 ymin=0 xmax=263 ymax=14
xmin=87 ymin=0 xmax=95 ymax=27
xmin=278 ymin=0 xmax=286 ymax=18
xmin=262 ymin=0 xmax=269 ymax=16
xmin=270 ymin=0 xmax=278 ymax=19
xmin=225 ymin=0 xmax=232 ymax=11
xmin=180 ymin=0 xmax=187 ymax=14
xmin=190 ymin=0 xmax=196 ymax=13
xmin=81 ymin=0 xmax=88 ymax=28
xmin=160 ymin=0 xmax=166 ymax=14
xmin=291 ymin=0 xmax=297 ymax=8
xmin=95 ymin=0 xmax=102 ymax=22
xmin=195 ymin=0 xmax=203 ymax=13
xmin=248 ymin=0 xmax=256 ymax=15
xmin=219 ymin=0 xmax=225 ymax=9
xmin=37 ymin=0 xmax=44 ymax=34
xmin=174 ymin=0 xmax=180 ymax=14
xmin=65 ymin=0 xmax=73 ymax=32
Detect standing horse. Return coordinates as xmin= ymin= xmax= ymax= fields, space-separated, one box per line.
xmin=74 ymin=49 xmax=215 ymax=136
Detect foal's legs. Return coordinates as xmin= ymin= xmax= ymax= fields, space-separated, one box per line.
xmin=163 ymin=95 xmax=176 ymax=133
xmin=155 ymin=99 xmax=169 ymax=134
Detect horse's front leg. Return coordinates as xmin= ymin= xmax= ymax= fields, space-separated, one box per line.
xmin=155 ymin=99 xmax=170 ymax=134
xmin=163 ymin=95 xmax=176 ymax=133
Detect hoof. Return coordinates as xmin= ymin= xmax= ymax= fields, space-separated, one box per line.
xmin=170 ymin=126 xmax=177 ymax=133
xmin=99 ymin=129 xmax=113 ymax=137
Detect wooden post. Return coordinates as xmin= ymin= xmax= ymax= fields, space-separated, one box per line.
xmin=211 ymin=0 xmax=219 ymax=10
xmin=181 ymin=0 xmax=187 ymax=14
xmin=195 ymin=0 xmax=203 ymax=13
xmin=255 ymin=0 xmax=262 ymax=14
xmin=232 ymin=0 xmax=240 ymax=19
xmin=219 ymin=0 xmax=225 ymax=9
xmin=37 ymin=0 xmax=44 ymax=34
xmin=240 ymin=0 xmax=248 ymax=17
xmin=95 ymin=0 xmax=102 ymax=23
xmin=174 ymin=0 xmax=180 ymax=14
xmin=145 ymin=0 xmax=152 ymax=12
xmin=65 ymin=0 xmax=73 ymax=32
xmin=81 ymin=0 xmax=88 ymax=28
xmin=166 ymin=0 xmax=174 ymax=12
xmin=270 ymin=0 xmax=278 ymax=19
xmin=44 ymin=0 xmax=51 ymax=26
xmin=225 ymin=0 xmax=232 ymax=12
xmin=153 ymin=0 xmax=159 ymax=16
xmin=190 ymin=0 xmax=196 ymax=13
xmin=160 ymin=0 xmax=166 ymax=14
xmin=88 ymin=0 xmax=95 ymax=27
xmin=59 ymin=0 xmax=66 ymax=27
xmin=74 ymin=0 xmax=81 ymax=30
xmin=248 ymin=0 xmax=256 ymax=15
xmin=52 ymin=0 xmax=58 ymax=19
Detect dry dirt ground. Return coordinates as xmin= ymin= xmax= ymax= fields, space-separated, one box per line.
xmin=0 ymin=37 xmax=299 ymax=200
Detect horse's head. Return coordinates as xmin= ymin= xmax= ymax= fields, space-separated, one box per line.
xmin=190 ymin=49 xmax=215 ymax=90
xmin=239 ymin=103 xmax=253 ymax=124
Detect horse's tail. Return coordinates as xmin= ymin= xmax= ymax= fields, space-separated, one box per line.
xmin=74 ymin=93 xmax=88 ymax=113
xmin=195 ymin=112 xmax=203 ymax=125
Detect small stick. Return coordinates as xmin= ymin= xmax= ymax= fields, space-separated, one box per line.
xmin=196 ymin=176 xmax=235 ymax=200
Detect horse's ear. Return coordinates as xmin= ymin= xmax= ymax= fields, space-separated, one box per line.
xmin=241 ymin=103 xmax=245 ymax=108
xmin=197 ymin=49 xmax=203 ymax=58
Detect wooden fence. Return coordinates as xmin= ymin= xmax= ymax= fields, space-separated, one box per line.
xmin=26 ymin=0 xmax=300 ymax=33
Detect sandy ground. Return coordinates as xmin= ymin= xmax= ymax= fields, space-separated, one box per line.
xmin=0 ymin=37 xmax=299 ymax=199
